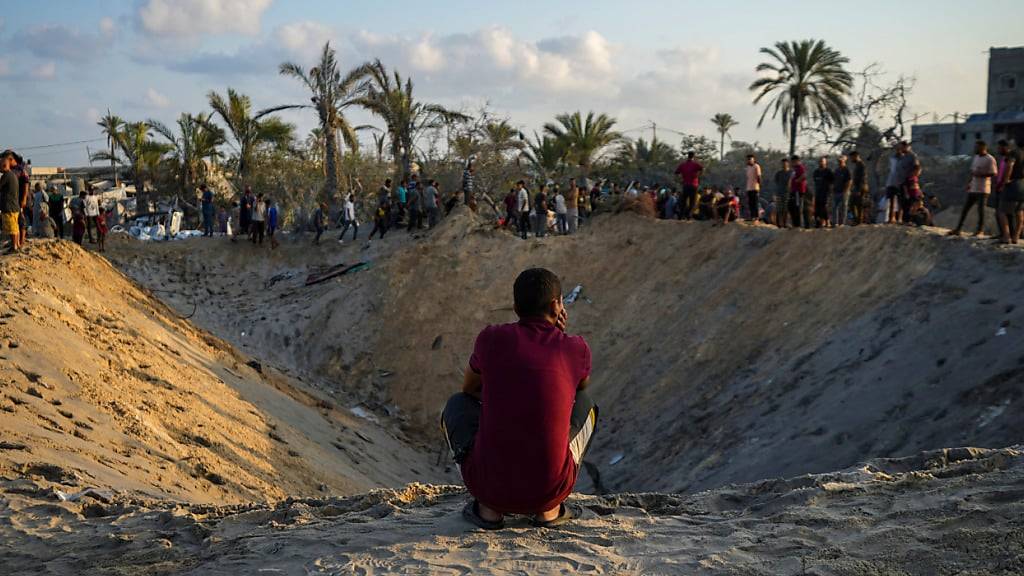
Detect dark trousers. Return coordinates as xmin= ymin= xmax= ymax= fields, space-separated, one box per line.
xmin=340 ymin=220 xmax=358 ymax=240
xmin=408 ymin=208 xmax=422 ymax=232
xmin=369 ymin=218 xmax=388 ymax=239
xmin=955 ymin=193 xmax=988 ymax=233
xmin=746 ymin=190 xmax=759 ymax=220
xmin=518 ymin=211 xmax=530 ymax=239
xmin=788 ymin=193 xmax=802 ymax=228
xmin=682 ymin=185 xmax=698 ymax=219
xmin=251 ymin=221 xmax=265 ymax=244
xmin=441 ymin=390 xmax=598 ymax=466
xmin=802 ymin=194 xmax=815 ymax=228
xmin=86 ymin=215 xmax=97 ymax=242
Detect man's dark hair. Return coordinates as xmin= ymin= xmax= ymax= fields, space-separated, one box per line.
xmin=791 ymin=155 xmax=800 ymax=161
xmin=0 ymin=149 xmax=14 ymax=161
xmin=850 ymin=150 xmax=860 ymax=159
xmin=513 ymin=268 xmax=561 ymax=318
xmin=997 ymin=139 xmax=1009 ymax=147
xmin=686 ymin=151 xmax=695 ymax=159
xmin=746 ymin=154 xmax=755 ymax=160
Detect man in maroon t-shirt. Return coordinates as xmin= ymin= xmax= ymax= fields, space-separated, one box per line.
xmin=674 ymin=151 xmax=704 ymax=219
xmin=442 ymin=268 xmax=598 ymax=529
xmin=789 ymin=155 xmax=807 ymax=228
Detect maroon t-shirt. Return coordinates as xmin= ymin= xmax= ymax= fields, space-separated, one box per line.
xmin=462 ymin=318 xmax=591 ymax=514
xmin=675 ymin=160 xmax=703 ymax=187
xmin=791 ymin=163 xmax=807 ymax=194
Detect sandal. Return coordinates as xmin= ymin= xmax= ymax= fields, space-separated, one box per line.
xmin=531 ymin=502 xmax=579 ymax=528
xmin=462 ymin=500 xmax=504 ymax=531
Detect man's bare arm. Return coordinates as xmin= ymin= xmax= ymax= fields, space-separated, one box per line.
xmin=463 ymin=366 xmax=482 ymax=399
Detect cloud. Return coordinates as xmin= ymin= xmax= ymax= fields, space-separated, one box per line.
xmin=136 ymin=0 xmax=274 ymax=37
xmin=11 ymin=21 xmax=115 ymax=62
xmin=31 ymin=62 xmax=56 ymax=80
xmin=144 ymin=87 xmax=171 ymax=108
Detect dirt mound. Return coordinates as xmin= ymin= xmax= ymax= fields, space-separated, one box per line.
xmin=2 ymin=445 xmax=1020 ymax=575
xmin=109 ymin=210 xmax=1024 ymax=497
xmin=0 ymin=241 xmax=441 ymax=504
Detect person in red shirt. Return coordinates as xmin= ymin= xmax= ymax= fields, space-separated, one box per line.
xmin=674 ymin=151 xmax=704 ymax=220
xmin=789 ymin=155 xmax=807 ymax=228
xmin=442 ymin=268 xmax=598 ymax=530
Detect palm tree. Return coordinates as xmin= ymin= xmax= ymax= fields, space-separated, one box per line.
xmin=280 ymin=42 xmax=368 ymax=199
xmin=149 ymin=113 xmax=227 ymax=194
xmin=97 ymin=110 xmax=123 ymax=186
xmin=750 ymin=39 xmax=853 ymax=156
xmin=483 ymin=120 xmax=523 ymax=154
xmin=710 ymin=113 xmax=739 ymax=160
xmin=208 ymin=88 xmax=295 ymax=189
xmin=520 ymin=132 xmax=567 ymax=180
xmin=91 ymin=121 xmax=168 ymax=211
xmin=543 ymin=111 xmax=621 ymax=175
xmin=354 ymin=59 xmax=470 ymax=178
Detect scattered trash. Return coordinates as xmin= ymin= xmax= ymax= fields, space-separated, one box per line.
xmin=996 ymin=327 xmax=1008 ymax=336
xmin=265 ymin=271 xmax=297 ymax=289
xmin=565 ymin=285 xmax=583 ymax=305
xmin=304 ymin=262 xmax=371 ymax=286
xmin=377 ymin=370 xmax=394 ymax=378
xmin=609 ymin=453 xmax=624 ymax=466
xmin=54 ymin=488 xmax=113 ymax=503
xmin=350 ymin=406 xmax=380 ymax=424
xmin=246 ymin=360 xmax=263 ymax=374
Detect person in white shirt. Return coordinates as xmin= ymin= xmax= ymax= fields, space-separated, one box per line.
xmin=949 ymin=140 xmax=999 ymax=237
xmin=339 ymin=193 xmax=358 ymax=242
xmin=251 ymin=192 xmax=267 ymax=245
xmin=84 ymin=188 xmax=100 ymax=243
xmin=744 ymin=154 xmax=762 ymax=221
xmin=554 ymin=188 xmax=568 ymax=234
xmin=516 ymin=180 xmax=530 ymax=240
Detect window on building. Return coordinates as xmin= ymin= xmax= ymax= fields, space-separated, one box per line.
xmin=1000 ymin=74 xmax=1017 ymax=91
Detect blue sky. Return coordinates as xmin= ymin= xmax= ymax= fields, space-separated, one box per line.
xmin=2 ymin=0 xmax=1020 ymax=166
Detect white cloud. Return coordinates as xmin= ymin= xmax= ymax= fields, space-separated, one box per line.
xmin=275 ymin=20 xmax=333 ymax=61
xmin=31 ymin=61 xmax=56 ymax=80
xmin=86 ymin=107 xmax=102 ymax=123
xmin=99 ymin=17 xmax=116 ymax=37
xmin=11 ymin=22 xmax=114 ymax=62
xmin=145 ymin=87 xmax=171 ymax=108
xmin=137 ymin=0 xmax=273 ymax=37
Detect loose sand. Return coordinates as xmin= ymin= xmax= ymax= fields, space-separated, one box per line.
xmin=1 ymin=207 xmax=1022 ymax=574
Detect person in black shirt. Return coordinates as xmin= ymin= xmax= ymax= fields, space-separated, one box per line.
xmin=849 ymin=151 xmax=869 ymax=224
xmin=832 ymin=155 xmax=853 ymax=226
xmin=0 ymin=150 xmax=22 ymax=253
xmin=812 ymin=157 xmax=835 ymax=228
xmin=533 ymin=185 xmax=549 ymax=238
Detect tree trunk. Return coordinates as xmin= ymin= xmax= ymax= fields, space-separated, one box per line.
xmin=324 ymin=124 xmax=339 ymax=200
xmin=135 ymin=161 xmax=149 ymax=214
xmin=110 ymin=142 xmax=118 ymax=186
xmin=789 ymin=97 xmax=801 ymax=157
xmin=720 ymin=133 xmax=726 ymax=161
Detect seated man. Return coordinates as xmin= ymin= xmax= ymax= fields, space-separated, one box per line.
xmin=442 ymin=268 xmax=598 ymax=529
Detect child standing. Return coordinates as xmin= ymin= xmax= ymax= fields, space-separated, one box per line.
xmin=96 ymin=207 xmax=109 ymax=252
xmin=267 ymin=198 xmax=279 ymax=249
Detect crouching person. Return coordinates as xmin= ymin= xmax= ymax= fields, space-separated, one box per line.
xmin=442 ymin=268 xmax=598 ymax=529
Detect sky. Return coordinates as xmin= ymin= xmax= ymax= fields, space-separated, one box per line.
xmin=1 ymin=0 xmax=1021 ymax=167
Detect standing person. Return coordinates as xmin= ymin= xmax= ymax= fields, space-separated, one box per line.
xmin=35 ymin=203 xmax=57 ymax=239
xmin=251 ymin=192 xmax=267 ymax=245
xmin=0 ymin=151 xmax=21 ymax=253
xmin=425 ymin=179 xmax=441 ymax=229
xmin=744 ymin=154 xmax=762 ymax=221
xmin=312 ymin=201 xmax=327 ymax=245
xmin=503 ymin=188 xmax=517 ymax=230
xmin=267 ymin=198 xmax=279 ymax=249
xmin=554 ymin=186 xmax=568 ymax=234
xmin=883 ymin=143 xmax=904 ymax=224
xmin=773 ymin=158 xmax=792 ymax=228
xmin=516 ymin=180 xmax=531 ymax=240
xmin=949 ymin=140 xmax=999 ymax=237
xmin=200 ymin=184 xmax=214 ymax=237
xmin=849 ymin=151 xmax=869 ymax=224
xmin=47 ymin=184 xmax=65 ymax=238
xmin=995 ymin=140 xmax=1021 ymax=244
xmin=238 ymin=186 xmax=253 ymax=241
xmin=378 ymin=178 xmax=393 ymax=208
xmin=83 ymin=187 xmax=100 ymax=243
xmin=441 ymin=268 xmax=598 ymax=529
xmin=406 ymin=177 xmax=423 ymax=232
xmin=69 ymin=191 xmax=86 ymax=245
xmin=576 ymin=181 xmax=590 ymax=228
xmin=462 ymin=159 xmax=476 ymax=210
xmin=896 ymin=141 xmax=919 ymax=224
xmin=368 ymin=195 xmax=391 ymax=241
xmin=96 ymin=207 xmax=109 ymax=252
xmin=31 ymin=183 xmax=46 ymax=236
xmin=832 ymin=155 xmax=852 ymax=227
xmin=16 ymin=157 xmax=29 ymax=245
xmin=395 ymin=177 xmax=408 ymax=226
xmin=564 ymin=179 xmax=579 ymax=235
xmin=339 ymin=193 xmax=359 ymax=241
xmin=812 ymin=157 xmax=835 ymax=228
xmin=789 ymin=156 xmax=807 ymax=228
xmin=675 ymin=151 xmax=704 ymax=220
xmin=533 ymin=184 xmax=549 ymax=238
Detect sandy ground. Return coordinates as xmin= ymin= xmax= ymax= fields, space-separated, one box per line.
xmin=0 ymin=240 xmax=442 ymax=505
xmin=1 ymin=446 xmax=1020 ymax=575
xmin=108 ymin=208 xmax=1024 ymax=496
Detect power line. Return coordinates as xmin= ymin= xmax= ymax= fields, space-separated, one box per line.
xmin=9 ymin=137 xmax=106 ymax=151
